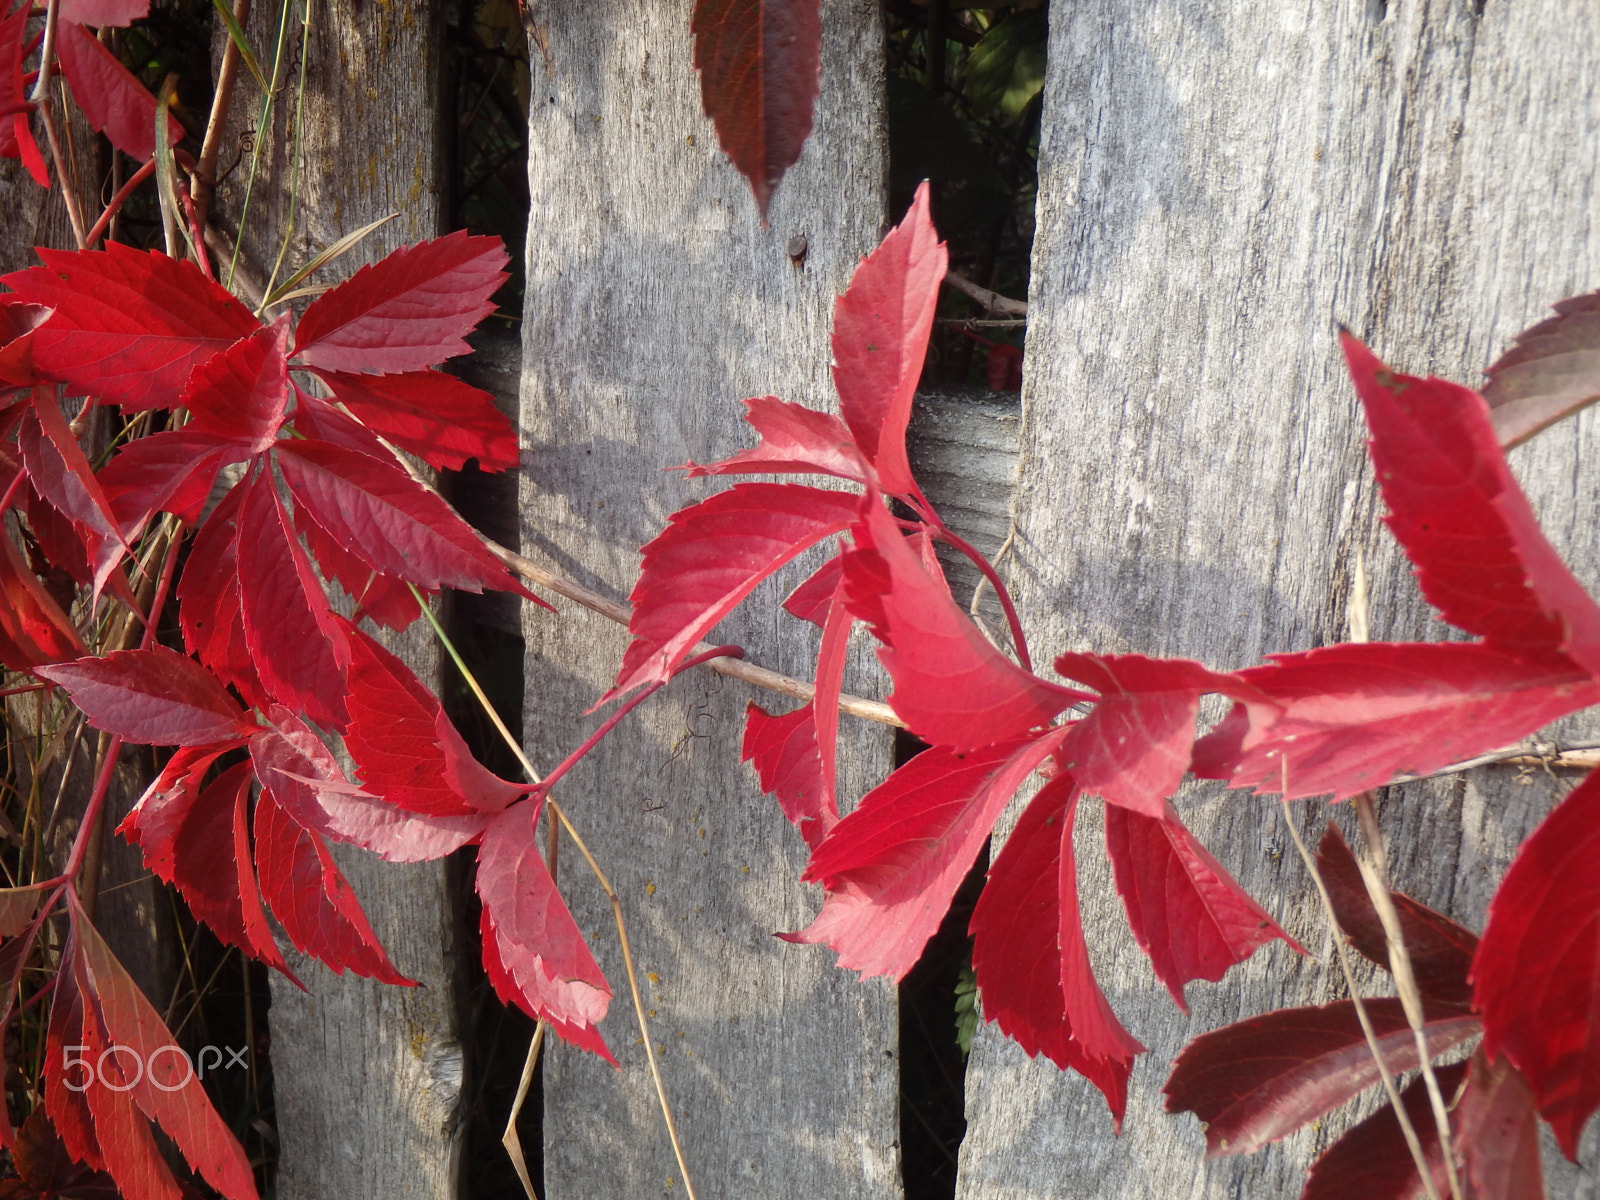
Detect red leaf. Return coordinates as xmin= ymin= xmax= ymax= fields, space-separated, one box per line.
xmin=175 ymin=484 xmax=266 ymax=708
xmin=54 ymin=19 xmax=182 ymax=161
xmin=1226 ymin=642 xmax=1600 ymax=801
xmin=690 ymin=0 xmax=821 ymax=219
xmin=275 ymin=438 xmax=525 ymax=595
xmin=8 ymin=1109 xmax=121 ymax=1199
xmin=1300 ymin=1061 xmax=1465 ymax=1200
xmin=180 ymin=316 xmax=289 ymax=452
xmin=1106 ymin=802 xmax=1299 ymax=1011
xmin=290 ymin=499 xmax=421 ymax=630
xmin=791 ymin=730 xmax=1066 ymax=980
xmin=1483 ymin=289 xmax=1600 ymax=448
xmin=970 ymin=774 xmax=1143 ymax=1128
xmin=0 ymin=4 xmax=44 ymax=186
xmin=832 ymin=183 xmax=946 ymax=498
xmin=1473 ymin=767 xmax=1600 ymax=1159
xmin=43 ymin=957 xmax=100 ymax=1172
xmin=98 ymin=429 xmax=241 ymax=532
xmin=35 ymin=647 xmax=251 ymax=746
xmin=781 ymin=551 xmax=844 ymax=626
xmin=1456 ymin=1052 xmax=1546 ymax=1200
xmin=290 ymin=232 xmax=508 ymax=374
xmin=312 ymin=368 xmax=518 ymax=472
xmin=253 ymin=789 xmax=412 ymax=984
xmin=475 ymin=802 xmax=614 ymax=1061
xmin=3 ymin=245 xmax=259 ymax=412
xmin=58 ymin=0 xmax=150 ymax=24
xmin=343 ymin=622 xmax=526 ymax=816
xmin=23 ymin=481 xmax=94 ymax=590
xmin=1162 ymin=998 xmax=1479 ymax=1157
xmin=680 ymin=396 xmax=871 ymax=485
xmin=843 ymin=498 xmax=1086 ymax=748
xmin=288 ymin=387 xmax=395 ymax=459
xmin=0 ymin=524 xmax=84 ymax=669
xmin=19 ymin=393 xmax=127 ymax=596
xmin=1315 ymin=824 xmax=1477 ymax=1012
xmin=609 ymin=483 xmax=860 ymax=699
xmin=0 ymin=299 xmax=49 ymax=388
xmin=234 ymin=469 xmax=351 ymax=728
xmin=118 ymin=756 xmax=294 ymax=979
xmin=1342 ymin=334 xmax=1600 ymax=674
xmin=742 ymin=703 xmax=826 ymax=837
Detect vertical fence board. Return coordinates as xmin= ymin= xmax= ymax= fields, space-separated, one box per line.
xmin=957 ymin=2 xmax=1600 ymax=1196
xmin=516 ymin=3 xmax=900 ymax=1196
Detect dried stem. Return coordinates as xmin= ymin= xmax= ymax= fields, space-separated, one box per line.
xmin=192 ymin=0 xmax=254 ymax=226
xmin=501 ymin=1021 xmax=546 ymax=1200
xmin=28 ymin=0 xmax=89 ymax=249
xmin=943 ymin=268 xmax=1028 ymax=317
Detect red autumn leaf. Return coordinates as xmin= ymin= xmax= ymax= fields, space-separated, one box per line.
xmin=35 ymin=647 xmax=251 ymax=746
xmin=791 ymin=730 xmax=1067 ymax=980
xmin=1315 ymin=823 xmax=1477 ymax=1012
xmin=275 ymin=438 xmax=527 ymax=596
xmin=180 ymin=316 xmax=290 ymax=452
xmin=1225 ymin=642 xmax=1600 ymax=801
xmin=24 ymin=481 xmax=94 ymax=587
xmin=970 ymin=774 xmax=1144 ymax=1128
xmin=234 ymin=469 xmax=351 ymax=728
xmin=475 ymin=801 xmax=614 ymax=1061
xmin=690 ymin=0 xmax=821 ymax=219
xmin=43 ymin=956 xmax=99 ymax=1172
xmin=174 ymin=484 xmax=266 ymax=708
xmin=6 ymin=1109 xmax=121 ymax=1200
xmin=1300 ymin=1061 xmax=1464 ymax=1200
xmin=1162 ymin=998 xmax=1479 ymax=1157
xmin=343 ymin=622 xmax=527 ymax=817
xmin=3 ymin=245 xmax=259 ymax=412
xmin=679 ymin=396 xmax=871 ymax=485
xmin=0 ymin=299 xmax=49 ymax=387
xmin=58 ymin=0 xmax=149 ymax=24
xmin=19 ymin=392 xmax=128 ymax=596
xmin=842 ymin=497 xmax=1086 ymax=749
xmin=1473 ymin=767 xmax=1600 ymax=1159
xmin=312 ymin=367 xmax=519 ymax=472
xmin=831 ymin=183 xmax=946 ymax=500
xmin=290 ymin=501 xmax=421 ymax=630
xmin=1105 ymin=802 xmax=1299 ymax=1011
xmin=0 ymin=4 xmax=45 ymax=188
xmin=0 ymin=927 xmax=41 ymax=1147
xmin=1482 ymin=289 xmax=1600 ymax=448
xmin=742 ymin=703 xmax=827 ymax=838
xmin=1342 ymin=334 xmax=1600 ymax=674
xmin=97 ymin=429 xmax=243 ymax=532
xmin=0 ymin=526 xmax=84 ymax=669
xmin=54 ymin=19 xmax=181 ymax=162
xmin=290 ymin=232 xmax=508 ymax=374
xmin=1455 ymin=1051 xmax=1546 ymax=1200
xmin=252 ymin=789 xmax=412 ymax=984
xmin=781 ymin=550 xmax=844 ymax=625
xmin=609 ymin=482 xmax=860 ymax=699
xmin=288 ymin=386 xmax=396 ymax=459
xmin=118 ymin=755 xmax=294 ymax=979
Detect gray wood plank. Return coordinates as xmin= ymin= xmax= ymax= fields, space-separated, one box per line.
xmin=957 ymin=2 xmax=1600 ymax=1196
xmin=516 ymin=4 xmax=899 ymax=1196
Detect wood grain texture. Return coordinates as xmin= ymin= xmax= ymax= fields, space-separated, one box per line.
xmin=957 ymin=2 xmax=1600 ymax=1196
xmin=516 ymin=3 xmax=898 ymax=1196
xmin=211 ymin=4 xmax=465 ymax=1197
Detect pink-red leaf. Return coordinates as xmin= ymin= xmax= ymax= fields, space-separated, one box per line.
xmin=3 ymin=245 xmax=259 ymax=412
xmin=742 ymin=702 xmax=827 ymax=839
xmin=54 ymin=19 xmax=181 ymax=161
xmin=832 ymin=183 xmax=946 ymax=498
xmin=1106 ymin=803 xmax=1299 ymax=1011
xmin=1455 ymin=1052 xmax=1546 ymax=1200
xmin=35 ymin=647 xmax=250 ymax=746
xmin=58 ymin=0 xmax=150 ymax=24
xmin=312 ymin=367 xmax=518 ymax=472
xmin=610 ymin=482 xmax=860 ymax=699
xmin=19 ymin=393 xmax=127 ymax=597
xmin=180 ymin=316 xmax=289 ymax=452
xmin=1482 ymin=290 xmax=1600 ymax=448
xmin=970 ymin=774 xmax=1143 ymax=1128
xmin=680 ymin=396 xmax=871 ymax=485
xmin=1300 ymin=1061 xmax=1464 ymax=1200
xmin=475 ymin=802 xmax=614 ymax=1061
xmin=1342 ymin=334 xmax=1600 ymax=673
xmin=0 ymin=3 xmax=44 ymax=187
xmin=1473 ymin=767 xmax=1600 ymax=1159
xmin=690 ymin=0 xmax=821 ymax=219
xmin=843 ymin=498 xmax=1086 ymax=748
xmin=290 ymin=232 xmax=508 ymax=374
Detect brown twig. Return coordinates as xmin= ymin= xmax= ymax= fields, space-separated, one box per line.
xmin=943 ymin=268 xmax=1027 ymax=317
xmin=192 ymin=0 xmax=253 ymax=227
xmin=29 ymin=0 xmax=89 ymax=248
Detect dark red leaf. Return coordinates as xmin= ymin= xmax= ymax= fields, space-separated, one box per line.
xmin=58 ymin=0 xmax=150 ymax=24
xmin=19 ymin=393 xmax=127 ymax=596
xmin=313 ymin=367 xmax=519 ymax=472
xmin=1456 ymin=1052 xmax=1546 ymax=1200
xmin=1315 ymin=824 xmax=1477 ymax=1012
xmin=609 ymin=483 xmax=860 ymax=699
xmin=288 ymin=386 xmax=395 ymax=459
xmin=791 ymin=730 xmax=1066 ymax=980
xmin=3 ymin=244 xmax=259 ymax=412
xmin=1106 ymin=803 xmax=1299 ymax=1011
xmin=175 ymin=483 xmax=266 ymax=708
xmin=98 ymin=429 xmax=242 ymax=532
xmin=832 ymin=183 xmax=946 ymax=499
xmin=1473 ymin=767 xmax=1600 ymax=1159
xmin=1342 ymin=334 xmax=1600 ymax=674
xmin=24 ymin=480 xmax=94 ymax=587
xmin=970 ymin=774 xmax=1143 ymax=1128
xmin=0 ymin=524 xmax=84 ymax=669
xmin=43 ymin=956 xmax=100 ymax=1172
xmin=180 ymin=316 xmax=289 ymax=451
xmin=1300 ymin=1061 xmax=1465 ymax=1200
xmin=843 ymin=497 xmax=1086 ymax=748
xmin=690 ymin=0 xmax=821 ymax=218
xmin=0 ymin=4 xmax=45 ymax=186
xmin=9 ymin=1110 xmax=121 ymax=1199
xmin=1226 ymin=642 xmax=1600 ymax=801
xmin=680 ymin=396 xmax=871 ymax=485
xmin=0 ymin=299 xmax=49 ymax=387
xmin=290 ymin=232 xmax=508 ymax=374
xmin=1163 ymin=998 xmax=1479 ymax=1157
xmin=35 ymin=647 xmax=251 ymax=746
xmin=54 ymin=19 xmax=182 ymax=161
xmin=1483 ymin=290 xmax=1600 ymax=448
xmin=290 ymin=499 xmax=421 ymax=630
xmin=475 ymin=802 xmax=614 ymax=1061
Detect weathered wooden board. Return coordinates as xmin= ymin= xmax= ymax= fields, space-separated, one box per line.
xmin=516 ymin=3 xmax=899 ymax=1196
xmin=213 ymin=4 xmax=465 ymax=1197
xmin=957 ymin=2 xmax=1600 ymax=1196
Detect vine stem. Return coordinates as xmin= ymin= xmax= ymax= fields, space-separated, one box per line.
xmin=28 ymin=0 xmax=88 ymax=248
xmin=83 ymin=158 xmax=158 ymax=248
xmin=411 ymin=592 xmax=701 ymax=1200
xmin=192 ymin=0 xmax=253 ymax=227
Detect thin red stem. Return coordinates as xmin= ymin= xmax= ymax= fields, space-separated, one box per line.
xmin=61 ymin=733 xmax=123 ymax=881
xmin=84 ymin=157 xmax=158 ymax=249
xmin=176 ymin=180 xmax=215 ymax=280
